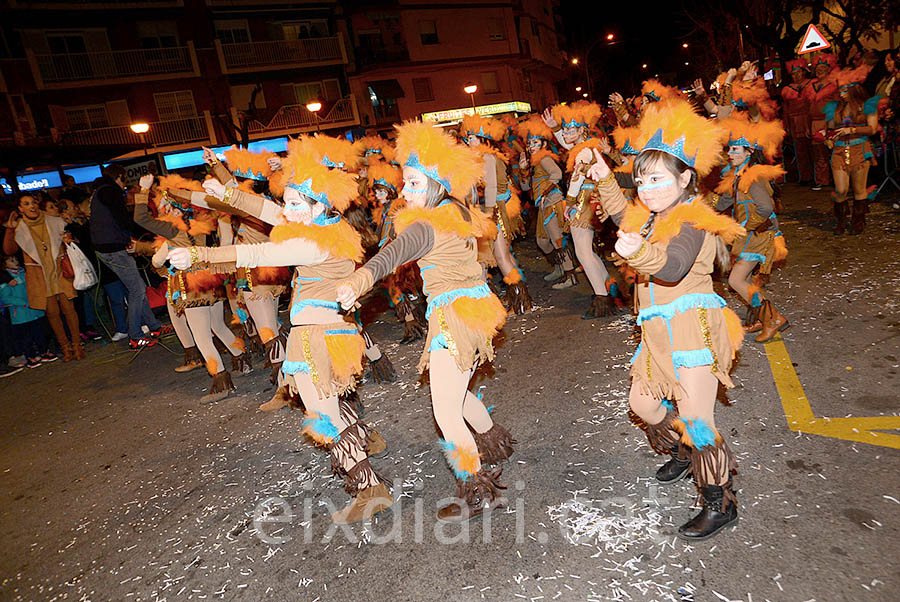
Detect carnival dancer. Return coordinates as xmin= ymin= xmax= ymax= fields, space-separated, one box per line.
xmin=781 ymin=59 xmax=814 ymax=184
xmin=168 ymin=137 xmax=393 ymax=523
xmin=716 ymin=113 xmax=790 ymax=343
xmin=368 ymin=159 xmax=427 ymax=343
xmin=823 ymin=64 xmax=880 ymax=235
xmin=516 ymin=115 xmax=577 ymax=287
xmin=586 ymin=99 xmax=746 ymax=540
xmin=336 ymin=121 xmax=515 ymax=523
xmin=461 ymin=113 xmax=532 ymax=314
xmin=134 ymin=175 xmax=251 ymax=403
xmin=803 ymin=53 xmax=839 ymax=190
xmin=541 ymin=101 xmax=625 ymax=317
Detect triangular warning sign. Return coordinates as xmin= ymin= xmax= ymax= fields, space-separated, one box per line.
xmin=798 ymin=24 xmax=831 ymax=54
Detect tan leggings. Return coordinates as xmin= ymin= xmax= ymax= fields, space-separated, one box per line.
xmin=536 ymin=217 xmax=575 ymax=270
xmin=185 ymin=301 xmax=243 ymax=375
xmin=727 ymin=259 xmax=760 ymax=305
xmin=571 ymin=225 xmax=609 ymax=295
xmin=44 ymin=293 xmax=79 ymax=347
xmin=628 ymin=366 xmax=729 ymax=485
xmin=833 ymin=164 xmax=870 ymax=201
xmin=241 ymin=292 xmax=280 ymax=345
xmin=167 ymin=300 xmax=195 ymax=348
xmin=429 ymin=349 xmax=495 ymax=474
xmin=293 ymin=372 xmax=377 ymax=489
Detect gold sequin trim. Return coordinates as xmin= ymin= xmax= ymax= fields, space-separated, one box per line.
xmin=302 ymin=329 xmax=319 ymax=383
xmin=436 ymin=307 xmax=458 ymax=358
xmin=222 ymin=185 xmax=234 ymax=205
xmin=697 ymin=308 xmax=720 ymax=373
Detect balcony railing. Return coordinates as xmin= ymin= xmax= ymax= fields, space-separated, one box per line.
xmin=248 ymin=96 xmax=358 ymax=136
xmin=56 ymin=115 xmax=210 ymax=148
xmin=27 ymin=43 xmax=198 ymax=88
xmin=9 ymin=0 xmax=182 ymax=6
xmin=216 ymin=35 xmax=346 ymax=74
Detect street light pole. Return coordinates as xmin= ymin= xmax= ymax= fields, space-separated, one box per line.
xmin=463 ymin=83 xmax=478 ymax=112
xmin=306 ymin=101 xmax=323 ymax=133
xmin=130 ymin=122 xmax=150 ymax=157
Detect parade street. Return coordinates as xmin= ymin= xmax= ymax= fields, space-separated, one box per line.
xmin=1 ymin=185 xmax=899 ymax=602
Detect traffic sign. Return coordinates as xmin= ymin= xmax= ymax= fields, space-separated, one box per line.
xmin=798 ymin=24 xmax=831 ymax=55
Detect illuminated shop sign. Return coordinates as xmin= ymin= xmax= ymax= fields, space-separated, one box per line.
xmin=1 ymin=165 xmax=103 ymax=194
xmin=164 ymin=137 xmax=289 ymax=171
xmin=421 ymin=101 xmax=532 ymax=123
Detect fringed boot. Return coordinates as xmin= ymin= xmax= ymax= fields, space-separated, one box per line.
xmin=656 ymin=443 xmax=692 ymax=484
xmin=582 ymin=294 xmax=616 ymax=320
xmin=503 ymin=268 xmax=533 ymax=315
xmin=550 ymin=247 xmax=578 ymax=290
xmin=849 ymin=197 xmax=868 ymax=235
xmin=175 ymin=346 xmax=203 ymax=373
xmin=472 ymin=423 xmax=516 ymax=467
xmin=743 ymin=287 xmax=764 ymax=333
xmin=395 ymin=295 xmax=426 ymax=344
xmin=262 ymin=332 xmax=287 ymax=383
xmin=338 ymin=392 xmax=387 ymax=458
xmin=364 ymin=334 xmax=396 ymax=384
xmin=675 ymin=417 xmax=739 ymax=540
xmin=200 ymin=369 xmax=235 ymax=403
xmin=438 ymin=466 xmax=507 ymax=523
xmin=832 ymin=194 xmax=849 ymax=235
xmin=542 ymin=248 xmax=564 ymax=282
xmin=231 ymin=352 xmax=253 ymax=377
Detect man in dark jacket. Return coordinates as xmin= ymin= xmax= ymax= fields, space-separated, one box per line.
xmin=91 ymin=164 xmax=164 ymax=349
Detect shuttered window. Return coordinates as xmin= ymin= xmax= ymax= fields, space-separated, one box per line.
xmin=412 ymin=77 xmax=433 ymax=102
xmin=153 ymin=90 xmax=197 ymax=121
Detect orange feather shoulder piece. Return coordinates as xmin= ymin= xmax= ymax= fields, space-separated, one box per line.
xmin=530 ymin=149 xmax=559 ymax=168
xmin=621 ymin=197 xmax=746 ymax=245
xmin=565 ymin=138 xmax=604 ymax=173
xmin=735 ymin=164 xmax=785 ymax=193
xmin=394 ymin=203 xmax=497 ymax=241
xmin=270 ymin=218 xmax=363 ymax=262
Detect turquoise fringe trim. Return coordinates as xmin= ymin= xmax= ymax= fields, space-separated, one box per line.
xmin=439 ymin=439 xmax=475 ymax=481
xmin=679 ymin=416 xmax=717 ymax=449
xmin=661 ymin=399 xmax=675 ymax=411
xmin=281 ymin=360 xmax=311 ymax=375
xmin=302 ymin=412 xmax=340 ymax=443
xmin=425 ymin=283 xmax=492 ymax=319
xmin=672 ymin=348 xmax=714 ymax=369
xmin=739 ymin=252 xmax=767 ymax=263
xmin=822 ymin=100 xmax=839 ymax=123
xmin=543 ymin=211 xmax=556 ymax=226
xmin=290 ymin=299 xmax=340 ymax=321
xmin=428 ymin=332 xmax=448 ymax=351
xmin=324 ymin=328 xmax=357 ymax=336
xmin=636 ymin=293 xmax=726 ymax=325
xmin=236 ymin=308 xmax=249 ymax=324
xmin=629 ymin=342 xmax=643 ymax=365
xmin=863 ymin=95 xmax=882 ymax=116
xmin=751 ymin=293 xmax=762 ymax=307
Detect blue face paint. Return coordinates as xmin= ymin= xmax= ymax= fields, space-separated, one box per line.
xmin=636 ymin=178 xmax=674 ymax=192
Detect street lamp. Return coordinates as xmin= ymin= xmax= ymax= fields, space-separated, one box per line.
xmin=642 ymin=63 xmax=648 ymax=69
xmin=582 ymin=93 xmax=588 ymax=98
xmin=606 ymin=33 xmax=615 ymax=41
xmin=682 ymin=43 xmax=689 ymax=48
xmin=575 ymin=86 xmax=582 ymax=92
xmin=306 ymin=101 xmax=322 ymax=132
xmin=571 ymin=58 xmax=579 ymax=65
xmin=130 ymin=122 xmax=150 ymax=156
xmin=463 ymin=83 xmax=478 ymax=110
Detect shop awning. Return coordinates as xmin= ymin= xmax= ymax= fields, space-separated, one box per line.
xmin=367 ymin=79 xmax=405 ymax=99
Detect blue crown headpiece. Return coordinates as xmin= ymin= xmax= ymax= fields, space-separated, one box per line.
xmin=365 ymin=148 xmax=382 ymax=156
xmin=285 ymin=178 xmax=330 ymax=207
xmin=232 ymin=168 xmax=268 ymax=182
xmin=373 ymin=177 xmax=396 ymax=191
xmin=526 ymin=132 xmax=546 ymax=140
xmin=404 ymin=151 xmax=452 ymax=193
xmin=643 ymin=91 xmax=661 ymax=102
xmin=320 ymin=154 xmax=344 ymax=169
xmin=621 ymin=139 xmax=639 ymax=156
xmin=727 ymin=136 xmax=760 ymax=150
xmin=641 ymin=128 xmax=697 ymax=168
xmin=561 ymin=118 xmax=587 ymax=128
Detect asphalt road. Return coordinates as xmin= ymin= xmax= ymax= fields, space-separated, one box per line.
xmin=1 ymin=184 xmax=898 ymax=602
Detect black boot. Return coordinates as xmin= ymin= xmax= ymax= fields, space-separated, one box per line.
xmin=833 ymin=201 xmax=849 ymax=235
xmin=849 ymin=199 xmax=867 ymax=235
xmin=656 ymin=446 xmax=691 ymax=484
xmin=677 ymin=484 xmax=738 ymax=541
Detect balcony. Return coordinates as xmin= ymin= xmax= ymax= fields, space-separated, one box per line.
xmin=215 ymin=35 xmax=347 ymax=75
xmin=26 ymin=43 xmax=199 ymax=89
xmin=246 ymin=96 xmax=358 ymax=138
xmin=9 ymin=0 xmax=183 ymax=8
xmin=54 ymin=114 xmax=213 ymax=149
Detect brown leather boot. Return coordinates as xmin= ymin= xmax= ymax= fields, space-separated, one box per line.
xmin=437 ymin=467 xmax=507 ymax=523
xmin=330 ymin=482 xmax=393 ymax=524
xmin=743 ymin=304 xmax=762 ymax=333
xmin=258 ymin=386 xmax=291 ymax=411
xmin=175 ymin=346 xmax=203 ymax=373
xmin=366 ymin=429 xmax=387 ymax=457
xmin=833 ymin=201 xmax=849 ymax=235
xmin=73 ymin=340 xmax=86 ymax=360
xmin=200 ymin=371 xmax=235 ymax=403
xmin=62 ymin=342 xmax=74 ymax=362
xmin=755 ymin=300 xmax=789 ymax=343
xmin=849 ymin=199 xmax=867 ymax=235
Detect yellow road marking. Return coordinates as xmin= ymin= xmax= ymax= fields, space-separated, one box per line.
xmin=764 ymin=336 xmax=900 ymax=450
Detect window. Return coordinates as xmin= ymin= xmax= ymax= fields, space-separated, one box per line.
xmin=153 ymin=90 xmax=197 ymax=121
xmin=283 ymin=79 xmax=341 ymax=106
xmin=63 ymin=105 xmax=109 ymax=130
xmin=487 ymin=18 xmax=505 ymax=41
xmin=419 ymin=21 xmax=438 ymax=45
xmin=280 ymin=20 xmax=329 ymax=40
xmin=46 ymin=33 xmax=86 ymax=54
xmin=481 ymin=71 xmax=500 ymax=94
xmin=231 ymin=84 xmax=266 ymax=111
xmin=215 ymin=20 xmax=250 ymax=44
xmin=412 ymin=77 xmax=434 ymax=102
xmin=137 ymin=21 xmax=178 ymax=49
xmin=523 ymin=71 xmax=533 ymax=92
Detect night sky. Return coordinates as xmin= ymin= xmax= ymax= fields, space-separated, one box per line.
xmin=558 ymin=2 xmax=702 ymax=100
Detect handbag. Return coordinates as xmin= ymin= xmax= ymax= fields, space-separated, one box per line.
xmin=67 ymin=242 xmax=99 ymax=291
xmin=58 ymin=243 xmax=75 ymax=279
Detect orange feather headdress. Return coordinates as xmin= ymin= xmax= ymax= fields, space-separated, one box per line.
xmin=367 ymin=160 xmax=402 ymax=192
xmin=393 ymin=120 xmax=484 ymax=196
xmin=552 ymin=100 xmax=602 ymax=129
xmin=460 ymin=113 xmax=506 ymax=141
xmin=359 ymin=135 xmax=396 ymax=164
xmin=641 ymin=79 xmax=682 ymax=104
xmin=223 ymin=146 xmax=275 ymax=181
xmin=721 ymin=112 xmax=786 ymax=161
xmin=155 ymin=174 xmax=203 ymax=210
xmin=829 ymin=63 xmax=873 ymax=89
xmin=281 ymin=137 xmax=359 ymax=212
xmin=627 ymin=98 xmax=727 ymax=177
xmin=515 ymin=115 xmax=553 ymax=141
xmin=295 ymin=134 xmax=362 ymax=172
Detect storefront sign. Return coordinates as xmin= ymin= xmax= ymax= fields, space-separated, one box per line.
xmin=421 ymin=101 xmax=532 ymax=123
